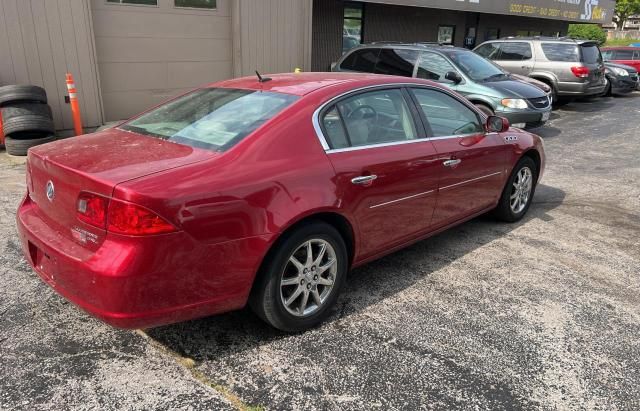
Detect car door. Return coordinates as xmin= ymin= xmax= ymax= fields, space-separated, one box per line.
xmin=317 ymin=87 xmax=441 ymax=259
xmin=407 ymin=86 xmax=509 ymax=228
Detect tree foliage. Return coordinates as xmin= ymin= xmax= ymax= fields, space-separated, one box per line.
xmin=614 ymin=0 xmax=640 ymax=28
xmin=568 ymin=24 xmax=607 ymax=44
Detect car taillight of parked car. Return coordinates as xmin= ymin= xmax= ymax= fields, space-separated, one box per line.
xmin=77 ymin=192 xmax=177 ymax=235
xmin=571 ymin=66 xmax=590 ymax=78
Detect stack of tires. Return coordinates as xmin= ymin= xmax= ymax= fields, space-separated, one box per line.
xmin=0 ymin=85 xmax=55 ymax=156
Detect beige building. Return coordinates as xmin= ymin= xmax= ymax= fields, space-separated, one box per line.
xmin=0 ymin=0 xmax=613 ymax=132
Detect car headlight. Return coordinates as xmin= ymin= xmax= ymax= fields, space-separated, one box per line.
xmin=501 ymin=98 xmax=528 ymax=109
xmin=610 ymin=67 xmax=629 ymax=77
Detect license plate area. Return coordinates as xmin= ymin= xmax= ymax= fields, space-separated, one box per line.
xmin=28 ymin=241 xmax=57 ymax=283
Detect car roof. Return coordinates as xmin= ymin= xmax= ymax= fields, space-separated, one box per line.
xmin=209 ymin=72 xmax=430 ymax=96
xmin=492 ymin=37 xmax=594 ymax=45
xmin=355 ymin=42 xmax=466 ymax=53
xmin=601 ymin=46 xmax=638 ymax=50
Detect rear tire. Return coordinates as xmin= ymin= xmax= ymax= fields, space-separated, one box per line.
xmin=250 ymin=221 xmax=348 ymax=332
xmin=494 ymin=156 xmax=538 ymax=223
xmin=4 ymin=135 xmax=56 ymax=156
xmin=0 ymin=85 xmax=47 ymax=106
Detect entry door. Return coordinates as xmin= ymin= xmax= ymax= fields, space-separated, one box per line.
xmin=408 ymin=87 xmax=508 ymax=228
xmin=318 ymin=88 xmax=441 ymax=259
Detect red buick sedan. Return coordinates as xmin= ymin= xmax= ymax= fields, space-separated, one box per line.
xmin=17 ymin=73 xmax=545 ymax=332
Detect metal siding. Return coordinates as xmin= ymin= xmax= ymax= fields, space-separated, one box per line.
xmin=233 ymin=0 xmax=312 ymax=77
xmin=91 ymin=0 xmax=233 ymax=121
xmin=311 ymin=0 xmax=342 ymax=72
xmin=0 ymin=0 xmax=102 ymax=131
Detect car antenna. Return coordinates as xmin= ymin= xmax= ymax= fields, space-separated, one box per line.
xmin=255 ymin=70 xmax=272 ymax=83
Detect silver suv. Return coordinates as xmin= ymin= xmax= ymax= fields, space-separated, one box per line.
xmin=474 ymin=37 xmax=606 ymax=102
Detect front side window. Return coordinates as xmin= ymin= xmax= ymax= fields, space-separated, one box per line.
xmin=343 ymin=3 xmax=364 ymax=53
xmin=340 ymin=48 xmax=380 ymax=72
xmin=541 ymin=43 xmax=579 ymax=62
xmin=601 ymin=50 xmax=614 ymax=60
xmin=121 ymin=88 xmax=298 ymax=151
xmin=444 ymin=50 xmax=507 ymax=82
xmin=175 ymin=0 xmax=216 ymax=8
xmin=411 ymin=88 xmax=483 ymax=137
xmin=416 ymin=52 xmax=457 ymax=81
xmin=106 ymin=0 xmax=157 ymax=4
xmin=321 ymin=89 xmax=417 ymax=148
xmin=498 ymin=42 xmax=532 ymax=61
xmin=374 ymin=49 xmax=419 ymax=77
xmin=475 ymin=43 xmax=502 ymax=60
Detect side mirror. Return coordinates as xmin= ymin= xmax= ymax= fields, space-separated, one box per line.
xmin=486 ymin=116 xmax=510 ymax=133
xmin=444 ymin=71 xmax=463 ymax=84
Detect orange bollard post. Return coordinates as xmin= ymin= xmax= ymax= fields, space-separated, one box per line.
xmin=66 ymin=73 xmax=84 ymax=136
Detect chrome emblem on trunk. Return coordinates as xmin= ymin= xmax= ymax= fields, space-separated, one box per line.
xmin=45 ymin=180 xmax=55 ymax=202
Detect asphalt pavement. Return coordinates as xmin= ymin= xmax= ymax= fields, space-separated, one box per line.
xmin=1 ymin=94 xmax=639 ymax=410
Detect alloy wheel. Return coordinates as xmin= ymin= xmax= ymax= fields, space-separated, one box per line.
xmin=510 ymin=166 xmax=533 ymax=214
xmin=280 ymin=239 xmax=337 ymax=317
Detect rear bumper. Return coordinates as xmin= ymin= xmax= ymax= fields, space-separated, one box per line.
xmin=16 ymin=195 xmax=271 ymax=329
xmin=556 ymin=80 xmax=606 ymax=97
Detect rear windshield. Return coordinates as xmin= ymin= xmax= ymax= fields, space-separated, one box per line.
xmin=120 ymin=88 xmax=298 ymax=151
xmin=581 ymin=44 xmax=602 ymax=64
xmin=541 ymin=43 xmax=579 ymax=62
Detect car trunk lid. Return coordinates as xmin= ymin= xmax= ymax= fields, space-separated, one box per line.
xmin=27 ymin=129 xmax=218 ymax=250
xmin=580 ymin=43 xmax=605 ymax=86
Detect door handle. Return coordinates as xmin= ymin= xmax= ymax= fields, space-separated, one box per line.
xmin=351 ymin=175 xmax=378 ymax=185
xmin=443 ymin=159 xmax=462 ymax=167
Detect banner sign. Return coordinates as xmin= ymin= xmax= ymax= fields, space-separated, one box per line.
xmin=363 ymin=0 xmax=615 ymax=23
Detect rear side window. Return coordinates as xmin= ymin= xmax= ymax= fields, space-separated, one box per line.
xmin=498 ymin=42 xmax=532 ymax=61
xmin=580 ymin=45 xmax=602 ymax=64
xmin=340 ymin=48 xmax=380 ymax=72
xmin=374 ymin=49 xmax=419 ymax=77
xmin=614 ymin=49 xmax=635 ymax=60
xmin=541 ymin=43 xmax=579 ymax=62
xmin=320 ymin=89 xmax=417 ymax=148
xmin=121 ymin=88 xmax=298 ymax=151
xmin=475 ymin=43 xmax=501 ymax=60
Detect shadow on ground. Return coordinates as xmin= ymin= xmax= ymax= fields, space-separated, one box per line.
xmin=147 ymin=183 xmax=566 ymax=361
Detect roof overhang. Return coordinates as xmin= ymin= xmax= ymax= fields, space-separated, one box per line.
xmin=360 ymin=0 xmax=615 ymax=24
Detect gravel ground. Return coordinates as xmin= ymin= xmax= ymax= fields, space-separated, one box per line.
xmin=1 ymin=94 xmax=639 ymax=410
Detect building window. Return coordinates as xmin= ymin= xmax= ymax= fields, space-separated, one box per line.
xmin=486 ymin=28 xmax=500 ymax=41
xmin=438 ymin=25 xmax=456 ymax=45
xmin=343 ymin=2 xmax=364 ymax=54
xmin=106 ymin=0 xmax=157 ymax=5
xmin=175 ymin=0 xmax=216 ymax=9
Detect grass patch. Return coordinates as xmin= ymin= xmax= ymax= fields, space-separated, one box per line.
xmin=604 ymin=38 xmax=640 ymax=47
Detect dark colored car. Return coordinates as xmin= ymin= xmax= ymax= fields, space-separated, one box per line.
xmin=603 ymin=62 xmax=639 ymax=95
xmin=16 ymin=73 xmax=545 ymax=332
xmin=333 ymin=43 xmax=552 ymax=129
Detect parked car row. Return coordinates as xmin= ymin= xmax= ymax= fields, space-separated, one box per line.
xmin=332 ymin=38 xmax=639 ymax=129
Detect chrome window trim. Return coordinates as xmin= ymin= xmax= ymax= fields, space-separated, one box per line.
xmin=370 ymin=190 xmax=435 ymax=209
xmin=311 ymin=83 xmax=486 ymax=153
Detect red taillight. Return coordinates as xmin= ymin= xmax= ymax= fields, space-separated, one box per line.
xmin=571 ymin=66 xmax=590 ymax=78
xmin=107 ymin=199 xmax=177 ymax=236
xmin=77 ymin=192 xmax=109 ymax=228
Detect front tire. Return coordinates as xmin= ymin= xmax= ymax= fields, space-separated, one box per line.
xmin=494 ymin=157 xmax=538 ymax=222
xmin=250 ymin=221 xmax=348 ymax=332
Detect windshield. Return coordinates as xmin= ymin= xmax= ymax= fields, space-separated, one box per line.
xmin=444 ymin=50 xmax=506 ymax=82
xmin=121 ymin=88 xmax=299 ymax=151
